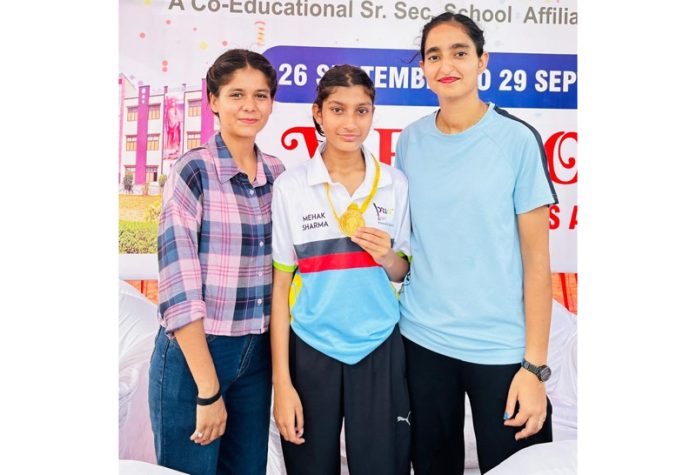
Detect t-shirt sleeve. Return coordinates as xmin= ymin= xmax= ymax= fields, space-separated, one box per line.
xmin=394 ymin=129 xmax=406 ymax=173
xmin=513 ymin=129 xmax=559 ymax=214
xmin=391 ymin=172 xmax=411 ymax=260
xmin=271 ymin=179 xmax=298 ymax=273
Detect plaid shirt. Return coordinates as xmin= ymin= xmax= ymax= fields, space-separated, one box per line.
xmin=157 ymin=133 xmax=285 ymax=337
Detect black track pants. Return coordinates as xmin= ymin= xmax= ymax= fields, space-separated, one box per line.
xmin=281 ymin=326 xmax=411 ymax=475
xmin=403 ymin=336 xmax=553 ymax=474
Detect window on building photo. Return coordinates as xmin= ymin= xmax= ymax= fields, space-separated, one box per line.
xmin=146 ymin=166 xmax=159 ymax=183
xmin=126 ymin=135 xmax=137 ymax=151
xmin=127 ymin=106 xmax=137 ymax=121
xmin=148 ymin=104 xmax=161 ymax=120
xmin=187 ymin=131 xmax=201 ymax=150
xmin=188 ymin=99 xmax=201 ymax=117
xmin=147 ymin=134 xmax=160 ymax=151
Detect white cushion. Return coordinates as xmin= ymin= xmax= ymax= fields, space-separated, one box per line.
xmin=486 ymin=440 xmax=577 ymax=475
xmin=119 ymin=281 xmax=160 ymax=463
xmin=120 ymin=459 xmax=188 ymax=475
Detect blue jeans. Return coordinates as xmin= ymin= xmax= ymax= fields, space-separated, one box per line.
xmin=148 ymin=327 xmax=272 ymax=475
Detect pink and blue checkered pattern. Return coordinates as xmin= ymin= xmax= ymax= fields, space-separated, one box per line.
xmin=157 ymin=133 xmax=285 ymax=337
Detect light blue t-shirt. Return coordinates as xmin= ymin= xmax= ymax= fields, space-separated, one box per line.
xmin=395 ymin=103 xmax=558 ymax=364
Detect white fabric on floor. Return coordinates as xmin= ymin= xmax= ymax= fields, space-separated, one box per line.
xmin=119 ymin=281 xmax=160 ymax=464
xmin=546 ymin=301 xmax=578 ymax=441
xmin=487 ymin=440 xmax=577 ymax=475
xmin=120 ymin=459 xmax=187 ymax=475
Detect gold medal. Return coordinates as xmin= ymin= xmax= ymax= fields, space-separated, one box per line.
xmin=325 ymin=155 xmax=380 ymax=237
xmin=338 ymin=204 xmax=365 ymax=237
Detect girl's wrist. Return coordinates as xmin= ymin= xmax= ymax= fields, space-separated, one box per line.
xmin=197 ymin=380 xmax=220 ymax=398
xmin=523 ymin=350 xmax=548 ymax=366
xmin=376 ymin=249 xmax=396 ymax=268
xmin=272 ymin=374 xmax=293 ymax=387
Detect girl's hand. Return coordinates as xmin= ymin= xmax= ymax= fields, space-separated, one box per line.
xmin=190 ymin=395 xmax=227 ymax=446
xmin=502 ymin=368 xmax=548 ymax=440
xmin=352 ymin=227 xmax=395 ymax=267
xmin=273 ymin=382 xmax=305 ymax=445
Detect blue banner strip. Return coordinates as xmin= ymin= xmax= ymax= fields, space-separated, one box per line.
xmin=263 ymin=46 xmax=576 ymax=109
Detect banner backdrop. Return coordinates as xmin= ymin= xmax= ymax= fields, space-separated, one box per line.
xmin=119 ymin=0 xmax=577 ymax=272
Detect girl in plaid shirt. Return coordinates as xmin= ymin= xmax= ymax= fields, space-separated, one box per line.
xmin=149 ymin=49 xmax=285 ymax=475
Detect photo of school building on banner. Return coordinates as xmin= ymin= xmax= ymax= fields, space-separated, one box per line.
xmin=118 ymin=0 xmax=577 ymax=306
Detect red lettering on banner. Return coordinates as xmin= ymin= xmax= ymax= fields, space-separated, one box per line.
xmin=548 ymin=204 xmax=578 ymax=230
xmin=544 ymin=131 xmax=577 ymax=185
xmin=569 ymin=205 xmax=578 ymax=229
xmin=281 ymin=127 xmax=319 ymax=157
xmin=279 ymin=127 xmax=577 ymax=199
xmin=549 ymin=205 xmax=561 ymax=230
xmin=373 ymin=128 xmax=401 ymax=165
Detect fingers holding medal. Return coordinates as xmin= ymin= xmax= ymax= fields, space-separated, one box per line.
xmin=351 ymin=226 xmax=392 ymax=263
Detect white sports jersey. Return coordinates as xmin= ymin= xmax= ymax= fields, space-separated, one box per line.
xmin=272 ymin=143 xmax=410 ymax=364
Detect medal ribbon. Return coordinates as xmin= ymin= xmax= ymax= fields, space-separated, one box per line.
xmin=324 ymin=155 xmax=381 ymax=230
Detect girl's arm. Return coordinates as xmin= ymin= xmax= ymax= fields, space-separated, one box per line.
xmin=173 ymin=321 xmax=226 ymax=446
xmin=271 ymin=268 xmax=305 ymax=445
xmin=352 ymin=172 xmax=411 ymax=282
xmin=503 ymin=205 xmax=552 ymax=440
xmin=352 ymin=227 xmax=410 ymax=282
xmin=381 ymin=252 xmax=410 ymax=282
xmin=158 ymin=166 xmax=226 ymax=446
xmin=519 ymin=207 xmax=552 ymax=367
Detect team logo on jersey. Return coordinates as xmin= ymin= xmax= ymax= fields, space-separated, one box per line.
xmin=372 ymin=203 xmax=395 ymax=225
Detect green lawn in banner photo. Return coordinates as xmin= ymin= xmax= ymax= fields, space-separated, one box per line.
xmin=119 ymin=194 xmax=161 ymax=221
xmin=119 ymin=194 xmax=162 ymax=254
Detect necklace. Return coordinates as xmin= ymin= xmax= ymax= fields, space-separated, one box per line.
xmin=324 ymin=155 xmax=381 ymax=237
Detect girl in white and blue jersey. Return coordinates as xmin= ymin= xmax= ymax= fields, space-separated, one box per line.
xmin=270 ymin=65 xmax=412 ymax=475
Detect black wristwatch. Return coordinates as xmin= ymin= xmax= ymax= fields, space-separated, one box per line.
xmin=521 ymin=358 xmax=552 ymax=382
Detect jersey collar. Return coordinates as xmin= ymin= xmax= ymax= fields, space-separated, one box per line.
xmin=306 ymin=142 xmax=392 ymax=191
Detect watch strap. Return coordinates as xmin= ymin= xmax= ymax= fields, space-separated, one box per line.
xmin=521 ymin=358 xmax=549 ymax=382
xmin=521 ymin=358 xmax=540 ymax=373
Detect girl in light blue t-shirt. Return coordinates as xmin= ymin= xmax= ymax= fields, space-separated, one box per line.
xmin=395 ymin=11 xmax=558 ymax=474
